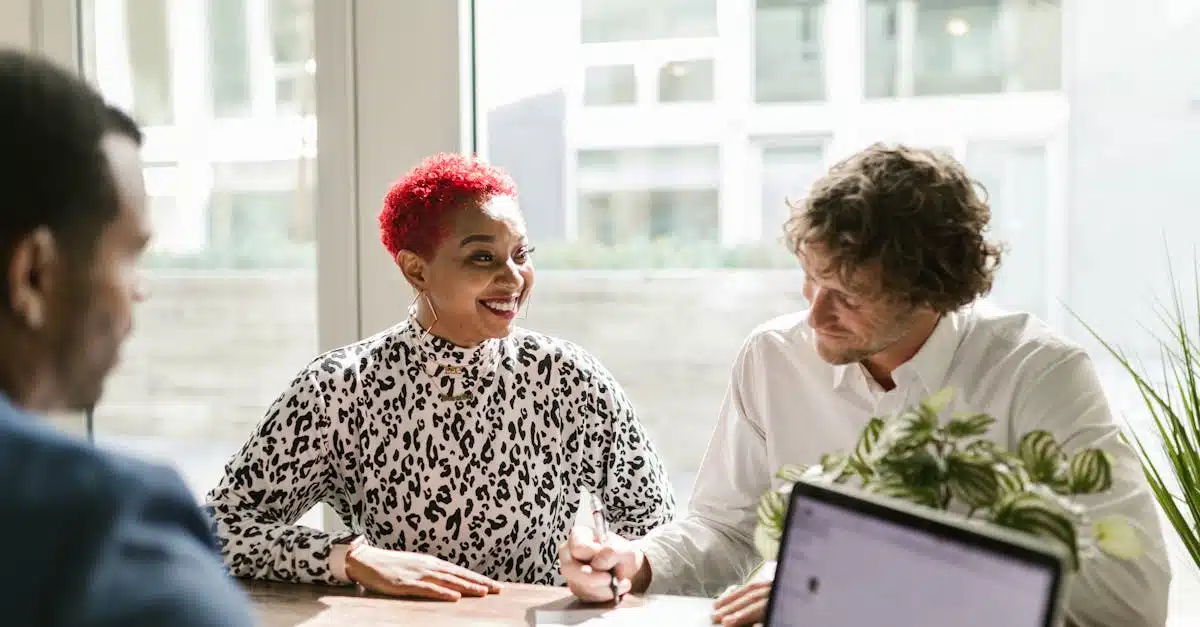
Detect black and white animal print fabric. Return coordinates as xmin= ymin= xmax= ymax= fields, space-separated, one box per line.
xmin=205 ymin=319 xmax=676 ymax=586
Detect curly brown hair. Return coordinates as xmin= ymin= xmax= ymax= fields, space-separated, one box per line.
xmin=783 ymin=143 xmax=1004 ymax=313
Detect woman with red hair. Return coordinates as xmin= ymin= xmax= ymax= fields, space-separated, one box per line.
xmin=206 ymin=153 xmax=676 ymax=600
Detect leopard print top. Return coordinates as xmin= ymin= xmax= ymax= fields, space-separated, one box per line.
xmin=205 ymin=319 xmax=676 ymax=586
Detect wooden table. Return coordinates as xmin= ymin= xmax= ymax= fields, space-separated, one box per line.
xmin=243 ymin=579 xmax=686 ymax=626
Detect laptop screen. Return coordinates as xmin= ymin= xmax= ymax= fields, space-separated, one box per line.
xmin=768 ymin=492 xmax=1058 ymax=627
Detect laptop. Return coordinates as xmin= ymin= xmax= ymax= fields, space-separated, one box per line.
xmin=763 ymin=478 xmax=1068 ymax=627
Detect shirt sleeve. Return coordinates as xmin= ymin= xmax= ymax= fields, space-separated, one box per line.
xmin=66 ymin=465 xmax=257 ymax=627
xmin=205 ymin=368 xmax=346 ymax=585
xmin=1012 ymin=349 xmax=1172 ymax=627
xmin=590 ymin=359 xmax=677 ymax=540
xmin=635 ymin=337 xmax=770 ymax=597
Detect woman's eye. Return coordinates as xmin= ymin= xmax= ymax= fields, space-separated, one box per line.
xmin=470 ymin=252 xmax=494 ymax=263
xmin=514 ymin=246 xmax=535 ymax=263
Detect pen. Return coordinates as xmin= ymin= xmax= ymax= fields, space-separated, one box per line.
xmin=582 ymin=488 xmax=622 ymax=603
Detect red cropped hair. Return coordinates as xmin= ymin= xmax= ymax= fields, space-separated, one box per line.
xmin=379 ymin=153 xmax=518 ymax=259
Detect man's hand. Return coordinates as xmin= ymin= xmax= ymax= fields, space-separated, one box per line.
xmin=345 ymin=545 xmax=503 ymax=601
xmin=711 ymin=580 xmax=771 ymax=626
xmin=559 ymin=526 xmax=647 ymax=602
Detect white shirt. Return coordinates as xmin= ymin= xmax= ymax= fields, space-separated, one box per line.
xmin=637 ymin=302 xmax=1171 ymax=627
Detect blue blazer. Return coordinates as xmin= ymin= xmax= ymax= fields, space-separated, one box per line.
xmin=0 ymin=396 xmax=255 ymax=626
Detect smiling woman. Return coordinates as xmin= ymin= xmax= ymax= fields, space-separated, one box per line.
xmin=383 ymin=154 xmax=535 ymax=349
xmin=205 ymin=152 xmax=676 ymax=600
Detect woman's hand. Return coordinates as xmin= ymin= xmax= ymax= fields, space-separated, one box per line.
xmin=711 ymin=580 xmax=771 ymax=626
xmin=344 ymin=545 xmax=503 ymax=601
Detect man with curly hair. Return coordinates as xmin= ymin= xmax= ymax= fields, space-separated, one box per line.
xmin=562 ymin=144 xmax=1170 ymax=627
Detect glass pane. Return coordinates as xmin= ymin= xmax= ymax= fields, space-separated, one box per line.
xmin=208 ymin=0 xmax=252 ymax=118
xmin=124 ymin=0 xmax=173 ymax=125
xmin=581 ymin=0 xmax=717 ymax=43
xmin=269 ymin=0 xmax=316 ymax=115
xmin=584 ymin=65 xmax=637 ymax=105
xmin=658 ymin=60 xmax=715 ymax=103
xmin=758 ymin=141 xmax=826 ymax=240
xmin=864 ymin=0 xmax=1062 ymax=98
xmin=81 ymin=0 xmax=321 ymax=530
xmin=755 ymin=0 xmax=826 ymax=103
xmin=966 ymin=142 xmax=1048 ymax=319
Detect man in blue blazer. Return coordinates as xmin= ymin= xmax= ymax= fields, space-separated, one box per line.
xmin=0 ymin=50 xmax=256 ymax=626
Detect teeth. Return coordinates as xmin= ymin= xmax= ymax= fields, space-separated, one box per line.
xmin=484 ymin=299 xmax=517 ymax=312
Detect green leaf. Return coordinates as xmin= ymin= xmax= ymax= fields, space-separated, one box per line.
xmin=1018 ymin=430 xmax=1070 ymax=485
xmin=887 ymin=410 xmax=936 ymax=451
xmin=820 ymin=452 xmax=846 ymax=469
xmin=754 ymin=522 xmax=782 ymax=561
xmin=854 ymin=418 xmax=886 ymax=462
xmin=775 ymin=464 xmax=810 ymax=484
xmin=1093 ymin=517 xmax=1143 ymax=560
xmin=868 ymin=474 xmax=942 ymax=509
xmin=1068 ymin=449 xmax=1115 ymax=494
xmin=945 ymin=412 xmax=997 ymax=439
xmin=879 ymin=449 xmax=946 ymax=490
xmin=1071 ymin=262 xmax=1200 ymax=573
xmin=756 ymin=488 xmax=788 ymax=534
xmin=994 ymin=465 xmax=1028 ymax=496
xmin=946 ymin=453 xmax=1001 ymax=509
xmin=992 ymin=491 xmax=1080 ymax=570
xmin=923 ymin=387 xmax=955 ymax=414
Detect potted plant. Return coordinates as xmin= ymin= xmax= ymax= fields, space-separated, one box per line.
xmin=1076 ymin=264 xmax=1200 ymax=575
xmin=754 ymin=387 xmax=1143 ymax=574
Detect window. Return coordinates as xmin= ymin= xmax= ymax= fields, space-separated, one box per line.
xmin=577 ymin=147 xmax=721 ymax=246
xmin=755 ymin=0 xmax=826 ymax=103
xmin=206 ymin=186 xmax=314 ymax=269
xmin=124 ymin=0 xmax=173 ymax=125
xmin=269 ymin=0 xmax=314 ymax=115
xmin=81 ymin=0 xmax=320 ymax=519
xmin=581 ymin=0 xmax=718 ymax=43
xmin=584 ymin=65 xmax=637 ymax=105
xmin=208 ymin=0 xmax=252 ymax=118
xmin=966 ymin=142 xmax=1049 ymax=320
xmin=865 ymin=0 xmax=1062 ymax=98
xmin=757 ymin=141 xmax=826 ymax=240
xmin=658 ymin=60 xmax=715 ymax=103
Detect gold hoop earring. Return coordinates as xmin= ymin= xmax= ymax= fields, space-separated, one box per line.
xmin=408 ymin=291 xmax=438 ymax=343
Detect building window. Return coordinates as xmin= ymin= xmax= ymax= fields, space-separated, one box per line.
xmin=757 ymin=141 xmax=826 ymax=240
xmin=584 ymin=65 xmax=637 ymax=105
xmin=208 ymin=0 xmax=252 ymax=118
xmin=965 ymin=141 xmax=1049 ymax=319
xmin=865 ymin=0 xmax=1062 ymax=98
xmin=206 ymin=188 xmax=314 ymax=268
xmin=581 ymin=0 xmax=718 ymax=43
xmin=658 ymin=59 xmax=715 ymax=103
xmin=755 ymin=0 xmax=826 ymax=103
xmin=269 ymin=0 xmax=315 ymax=115
xmin=124 ymin=0 xmax=173 ymax=125
xmin=577 ymin=146 xmax=721 ymax=246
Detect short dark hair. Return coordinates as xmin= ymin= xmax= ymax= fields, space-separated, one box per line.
xmin=783 ymin=143 xmax=1004 ymax=313
xmin=105 ymin=104 xmax=143 ymax=144
xmin=0 ymin=50 xmax=140 ymax=263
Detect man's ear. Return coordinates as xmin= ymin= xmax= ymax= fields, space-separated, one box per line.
xmin=395 ymin=250 xmax=428 ymax=293
xmin=6 ymin=227 xmax=59 ymax=330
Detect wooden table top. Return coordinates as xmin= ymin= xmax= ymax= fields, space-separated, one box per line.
xmin=243 ymin=579 xmax=685 ymax=627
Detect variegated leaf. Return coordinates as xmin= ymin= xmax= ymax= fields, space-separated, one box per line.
xmin=945 ymin=412 xmax=997 ymax=439
xmin=1068 ymin=449 xmax=1114 ymax=495
xmin=1018 ymin=430 xmax=1069 ymax=484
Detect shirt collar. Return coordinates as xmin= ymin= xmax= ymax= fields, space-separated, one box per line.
xmin=831 ymin=307 xmax=968 ymax=394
